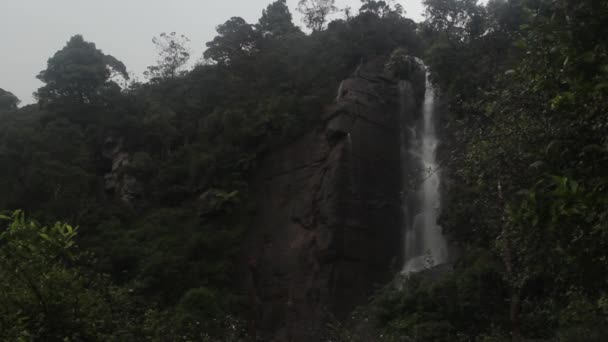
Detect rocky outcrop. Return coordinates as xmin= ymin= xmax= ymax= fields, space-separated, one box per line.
xmin=102 ymin=136 xmax=143 ymax=206
xmin=244 ymin=57 xmax=425 ymax=341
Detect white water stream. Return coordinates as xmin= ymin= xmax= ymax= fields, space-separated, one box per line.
xmin=401 ymin=68 xmax=448 ymax=274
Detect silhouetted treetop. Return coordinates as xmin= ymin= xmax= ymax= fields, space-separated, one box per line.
xmin=35 ymin=35 xmax=128 ymax=106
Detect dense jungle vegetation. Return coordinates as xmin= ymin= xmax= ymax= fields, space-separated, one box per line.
xmin=1 ymin=0 xmax=607 ymax=341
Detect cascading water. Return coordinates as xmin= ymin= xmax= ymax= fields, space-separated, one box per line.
xmin=401 ymin=67 xmax=448 ymax=274
xmin=336 ymin=80 xmax=345 ymax=103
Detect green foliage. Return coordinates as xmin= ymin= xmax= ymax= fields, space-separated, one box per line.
xmin=0 ymin=211 xmax=140 ymax=341
xmin=35 ymin=35 xmax=128 ymax=107
xmin=0 ymin=110 xmax=98 ymax=222
xmin=371 ymin=250 xmax=508 ymax=341
xmin=144 ymin=32 xmax=191 ymax=81
xmin=0 ymin=210 xmax=253 ymax=341
xmin=257 ymin=0 xmax=300 ymax=37
xmin=204 ymin=17 xmax=259 ymax=65
xmin=423 ymin=0 xmax=485 ymax=42
xmin=359 ymin=0 xmax=404 ymax=17
xmin=0 ymin=88 xmax=20 ymax=111
xmin=386 ymin=48 xmax=420 ymax=80
xmin=297 ymin=0 xmax=337 ymax=32
xmin=399 ymin=0 xmax=608 ymax=339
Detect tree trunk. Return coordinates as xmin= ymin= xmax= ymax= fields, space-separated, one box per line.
xmin=497 ymin=180 xmax=522 ymax=341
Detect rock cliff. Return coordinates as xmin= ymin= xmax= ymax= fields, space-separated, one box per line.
xmin=244 ymin=57 xmax=425 ymax=341
xmin=102 ymin=136 xmax=144 ymax=206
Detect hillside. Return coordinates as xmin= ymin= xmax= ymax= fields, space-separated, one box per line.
xmin=1 ymin=0 xmax=608 ymax=341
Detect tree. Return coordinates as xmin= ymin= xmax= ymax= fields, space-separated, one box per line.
xmin=0 ymin=88 xmax=20 ymax=111
xmin=204 ymin=17 xmax=258 ymax=64
xmin=144 ymin=32 xmax=191 ymax=82
xmin=423 ymin=0 xmax=484 ymax=43
xmin=297 ymin=0 xmax=337 ymax=32
xmin=35 ymin=35 xmax=129 ymax=106
xmin=424 ymin=0 xmax=608 ymax=339
xmin=359 ymin=0 xmax=403 ymax=17
xmin=0 ymin=211 xmax=141 ymax=340
xmin=257 ymin=0 xmax=299 ymax=37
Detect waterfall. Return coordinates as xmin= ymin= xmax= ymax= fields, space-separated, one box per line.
xmin=401 ymin=68 xmax=448 ymax=274
xmin=336 ymin=80 xmax=345 ymax=103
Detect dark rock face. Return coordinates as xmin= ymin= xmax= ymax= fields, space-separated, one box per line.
xmin=102 ymin=136 xmax=143 ymax=206
xmin=244 ymin=58 xmax=424 ymax=341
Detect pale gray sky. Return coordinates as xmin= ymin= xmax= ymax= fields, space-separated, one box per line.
xmin=1 ymin=0 xmax=429 ymax=105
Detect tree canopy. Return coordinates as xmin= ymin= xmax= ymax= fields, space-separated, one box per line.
xmin=144 ymin=32 xmax=191 ymax=82
xmin=257 ymin=0 xmax=300 ymax=36
xmin=204 ymin=17 xmax=259 ymax=64
xmin=297 ymin=0 xmax=337 ymax=32
xmin=0 ymin=88 xmax=20 ymax=111
xmin=359 ymin=0 xmax=403 ymax=17
xmin=35 ymin=35 xmax=128 ymax=106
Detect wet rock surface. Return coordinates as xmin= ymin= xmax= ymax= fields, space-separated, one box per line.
xmin=244 ymin=58 xmax=424 ymax=341
xmin=102 ymin=136 xmax=143 ymax=206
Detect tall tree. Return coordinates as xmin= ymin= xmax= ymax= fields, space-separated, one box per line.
xmin=0 ymin=88 xmax=19 ymax=111
xmin=257 ymin=0 xmax=299 ymax=37
xmin=204 ymin=17 xmax=258 ymax=65
xmin=423 ymin=0 xmax=484 ymax=42
xmin=297 ymin=0 xmax=337 ymax=32
xmin=359 ymin=0 xmax=403 ymax=17
xmin=144 ymin=32 xmax=191 ymax=82
xmin=35 ymin=35 xmax=128 ymax=106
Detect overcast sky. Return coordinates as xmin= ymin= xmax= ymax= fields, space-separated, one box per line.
xmin=1 ymin=0 xmax=429 ymax=105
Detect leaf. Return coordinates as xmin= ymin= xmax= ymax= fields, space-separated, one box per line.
xmin=529 ymin=161 xmax=545 ymax=169
xmin=582 ymin=51 xmax=596 ymax=63
xmin=594 ymin=82 xmax=608 ymax=91
xmin=569 ymin=180 xmax=579 ymax=193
